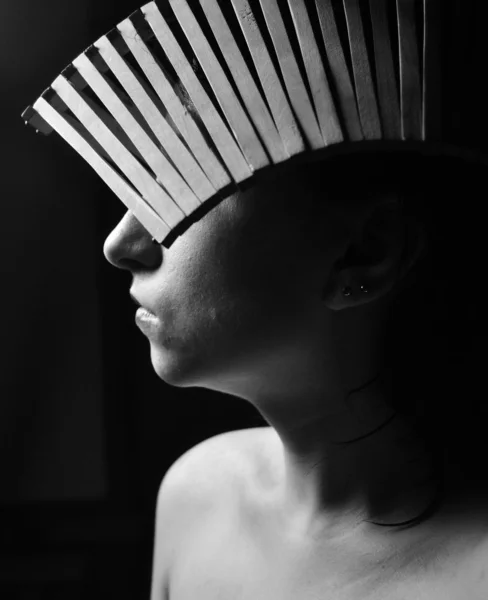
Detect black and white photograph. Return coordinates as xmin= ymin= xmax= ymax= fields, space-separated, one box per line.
xmin=3 ymin=1 xmax=488 ymax=598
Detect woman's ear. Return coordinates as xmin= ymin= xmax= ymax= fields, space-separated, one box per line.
xmin=322 ymin=195 xmax=427 ymax=310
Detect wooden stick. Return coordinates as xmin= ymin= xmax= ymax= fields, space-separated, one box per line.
xmin=117 ymin=16 xmax=230 ymax=192
xmin=33 ymin=97 xmax=171 ymax=242
xmin=60 ymin=66 xmax=147 ymax=164
xmin=47 ymin=98 xmax=115 ymax=163
xmin=141 ymin=1 xmax=253 ymax=184
xmin=30 ymin=88 xmax=117 ymax=164
xmin=369 ymin=0 xmax=401 ymax=139
xmin=230 ymin=0 xmax=305 ymax=157
xmin=314 ymin=0 xmax=363 ymax=141
xmin=199 ymin=0 xmax=289 ymax=163
xmin=22 ymin=104 xmax=54 ymax=135
xmin=94 ymin=34 xmax=216 ymax=203
xmin=287 ymin=0 xmax=343 ymax=146
xmin=55 ymin=22 xmax=155 ymax=97
xmin=258 ymin=0 xmax=324 ymax=150
xmin=87 ymin=47 xmax=167 ymax=149
xmin=72 ymin=51 xmax=201 ymax=214
xmin=50 ymin=74 xmax=185 ymax=227
xmin=169 ymin=0 xmax=269 ymax=170
xmin=343 ymin=0 xmax=382 ymax=140
xmin=66 ymin=41 xmax=181 ymax=154
xmin=397 ymin=0 xmax=422 ymax=140
xmin=105 ymin=29 xmax=207 ymax=159
xmin=422 ymin=0 xmax=441 ymax=141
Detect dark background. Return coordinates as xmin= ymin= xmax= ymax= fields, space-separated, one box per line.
xmin=1 ymin=1 xmax=264 ymax=598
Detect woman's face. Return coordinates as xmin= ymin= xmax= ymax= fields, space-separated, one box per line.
xmin=103 ymin=173 xmax=347 ymax=390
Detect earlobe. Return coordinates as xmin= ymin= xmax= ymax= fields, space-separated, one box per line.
xmin=321 ymin=274 xmax=372 ymax=310
xmin=321 ymin=241 xmax=404 ymax=310
xmin=321 ymin=197 xmax=420 ymax=310
xmin=341 ymin=284 xmax=369 ymax=297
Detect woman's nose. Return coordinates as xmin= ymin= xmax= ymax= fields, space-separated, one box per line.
xmin=103 ymin=210 xmax=162 ymax=271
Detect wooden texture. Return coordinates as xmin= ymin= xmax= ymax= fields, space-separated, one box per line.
xmin=397 ymin=0 xmax=422 ymax=140
xmin=230 ymin=0 xmax=305 ymax=157
xmin=314 ymin=0 xmax=363 ymax=141
xmin=59 ymin=69 xmax=147 ymax=164
xmin=343 ymin=0 xmax=382 ymax=140
xmin=169 ymin=0 xmax=269 ymax=170
xmin=369 ymin=0 xmax=401 ymax=139
xmin=33 ymin=97 xmax=171 ymax=242
xmin=287 ymin=0 xmax=343 ymax=145
xmin=108 ymin=28 xmax=207 ymax=145
xmin=53 ymin=19 xmax=157 ymax=97
xmin=141 ymin=1 xmax=253 ymax=183
xmin=50 ymin=74 xmax=185 ymax=227
xmin=117 ymin=16 xmax=229 ymax=192
xmin=423 ymin=0 xmax=441 ymax=141
xmin=199 ymin=0 xmax=289 ymax=163
xmin=258 ymin=0 xmax=324 ymax=150
xmin=84 ymin=48 xmax=165 ymax=149
xmin=94 ymin=34 xmax=214 ymax=203
xmin=45 ymin=94 xmax=116 ymax=163
xmin=72 ymin=51 xmax=200 ymax=214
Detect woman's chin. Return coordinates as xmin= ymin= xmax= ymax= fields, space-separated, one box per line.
xmin=149 ymin=343 xmax=200 ymax=388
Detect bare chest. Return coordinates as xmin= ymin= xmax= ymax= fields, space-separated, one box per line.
xmin=167 ymin=429 xmax=488 ymax=600
xmin=168 ymin=511 xmax=487 ymax=600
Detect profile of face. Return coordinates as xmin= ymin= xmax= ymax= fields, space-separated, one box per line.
xmin=103 ymin=170 xmax=351 ymax=394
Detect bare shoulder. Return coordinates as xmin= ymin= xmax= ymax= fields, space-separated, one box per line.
xmin=150 ymin=427 xmax=271 ymax=600
xmin=155 ymin=427 xmax=258 ymax=534
xmin=158 ymin=427 xmax=269 ymax=500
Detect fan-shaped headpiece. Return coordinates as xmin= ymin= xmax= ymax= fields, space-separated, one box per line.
xmin=21 ymin=0 xmax=456 ymax=246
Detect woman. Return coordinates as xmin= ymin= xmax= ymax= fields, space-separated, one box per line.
xmin=104 ymin=148 xmax=488 ymax=599
xmin=23 ymin=0 xmax=488 ymax=597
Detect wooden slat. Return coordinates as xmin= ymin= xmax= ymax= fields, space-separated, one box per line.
xmin=199 ymin=0 xmax=288 ymax=163
xmin=397 ymin=0 xmax=422 ymax=140
xmin=117 ymin=16 xmax=230 ymax=192
xmin=107 ymin=30 xmax=171 ymax=117
xmin=59 ymin=67 xmax=148 ymax=163
xmin=29 ymin=90 xmax=116 ymax=163
xmin=54 ymin=18 xmax=157 ymax=96
xmin=69 ymin=40 xmax=189 ymax=157
xmin=33 ymin=98 xmax=171 ymax=242
xmin=44 ymin=98 xmax=116 ymax=163
xmin=343 ymin=0 xmax=382 ymax=140
xmin=314 ymin=0 xmax=363 ymax=141
xmin=258 ymin=0 xmax=324 ymax=150
xmin=169 ymin=0 xmax=269 ymax=170
xmin=369 ymin=0 xmax=401 ymax=139
xmin=106 ymin=28 xmax=201 ymax=150
xmin=141 ymin=1 xmax=253 ymax=183
xmin=287 ymin=0 xmax=343 ymax=145
xmin=50 ymin=75 xmax=185 ymax=227
xmin=104 ymin=34 xmax=205 ymax=170
xmin=422 ymin=0 xmax=441 ymax=141
xmin=72 ymin=51 xmax=200 ymax=214
xmin=87 ymin=48 xmax=167 ymax=149
xmin=68 ymin=51 xmax=164 ymax=151
xmin=230 ymin=0 xmax=305 ymax=157
xmin=22 ymin=104 xmax=54 ymax=135
xmin=94 ymin=34 xmax=215 ymax=203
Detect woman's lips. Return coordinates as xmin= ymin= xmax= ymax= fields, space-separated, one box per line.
xmin=135 ymin=306 xmax=160 ymax=335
